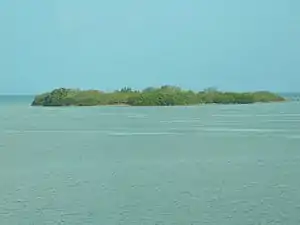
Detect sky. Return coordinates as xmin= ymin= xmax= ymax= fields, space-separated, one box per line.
xmin=0 ymin=0 xmax=299 ymax=94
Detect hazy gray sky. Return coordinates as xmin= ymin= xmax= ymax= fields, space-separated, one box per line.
xmin=1 ymin=0 xmax=299 ymax=94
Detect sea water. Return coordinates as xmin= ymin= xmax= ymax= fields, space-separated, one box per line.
xmin=0 ymin=96 xmax=300 ymax=224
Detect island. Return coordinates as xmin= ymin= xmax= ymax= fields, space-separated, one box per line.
xmin=31 ymin=86 xmax=285 ymax=107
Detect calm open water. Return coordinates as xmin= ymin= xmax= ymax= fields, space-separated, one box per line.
xmin=0 ymin=96 xmax=300 ymax=225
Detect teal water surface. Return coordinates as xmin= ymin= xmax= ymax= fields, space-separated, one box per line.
xmin=1 ymin=97 xmax=300 ymax=224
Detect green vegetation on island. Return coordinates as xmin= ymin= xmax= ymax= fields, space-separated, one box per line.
xmin=31 ymin=86 xmax=285 ymax=107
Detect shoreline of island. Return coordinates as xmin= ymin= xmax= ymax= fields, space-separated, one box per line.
xmin=31 ymin=86 xmax=286 ymax=107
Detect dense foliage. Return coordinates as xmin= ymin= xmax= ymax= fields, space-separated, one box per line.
xmin=32 ymin=86 xmax=285 ymax=106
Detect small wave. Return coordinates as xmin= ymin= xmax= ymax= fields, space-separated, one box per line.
xmin=127 ymin=114 xmax=148 ymax=118
xmin=211 ymin=114 xmax=253 ymax=117
xmin=197 ymin=127 xmax=287 ymax=133
xmin=262 ymin=119 xmax=300 ymax=122
xmin=211 ymin=120 xmax=243 ymax=123
xmin=285 ymin=135 xmax=300 ymax=139
xmin=212 ymin=114 xmax=300 ymax=118
xmin=107 ymin=131 xmax=181 ymax=136
xmin=256 ymin=114 xmax=300 ymax=117
xmin=160 ymin=119 xmax=201 ymax=123
xmin=4 ymin=130 xmax=106 ymax=134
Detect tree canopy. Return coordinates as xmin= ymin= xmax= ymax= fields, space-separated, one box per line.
xmin=32 ymin=86 xmax=285 ymax=107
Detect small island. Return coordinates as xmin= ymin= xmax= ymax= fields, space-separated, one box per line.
xmin=31 ymin=86 xmax=285 ymax=107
